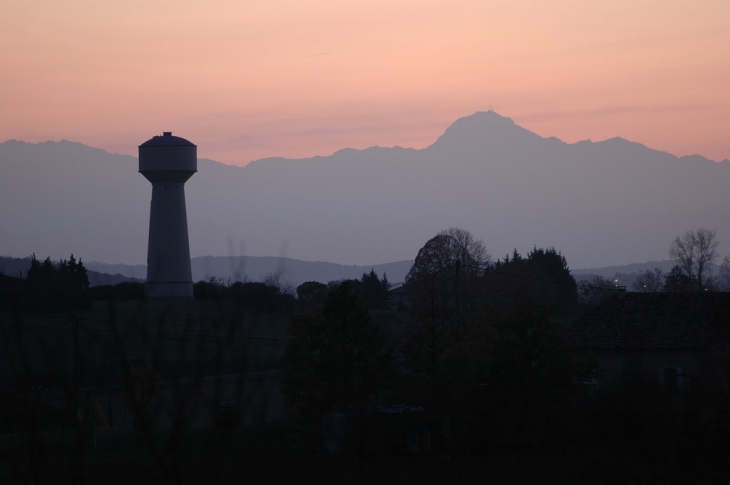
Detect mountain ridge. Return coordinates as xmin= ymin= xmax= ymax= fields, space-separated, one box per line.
xmin=2 ymin=111 xmax=729 ymax=269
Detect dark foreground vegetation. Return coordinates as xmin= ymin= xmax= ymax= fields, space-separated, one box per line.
xmin=3 ymin=229 xmax=730 ymax=483
xmin=3 ymin=424 xmax=730 ymax=485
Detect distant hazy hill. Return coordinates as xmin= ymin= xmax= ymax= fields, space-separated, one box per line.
xmin=2 ymin=111 xmax=730 ymax=269
xmin=572 ymin=259 xmax=680 ymax=290
xmin=572 ymin=260 xmax=678 ymax=277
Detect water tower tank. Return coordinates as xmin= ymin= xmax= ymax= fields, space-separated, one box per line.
xmin=139 ymin=132 xmax=197 ymax=299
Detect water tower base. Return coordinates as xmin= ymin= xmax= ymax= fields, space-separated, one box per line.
xmin=146 ymin=281 xmax=194 ymax=300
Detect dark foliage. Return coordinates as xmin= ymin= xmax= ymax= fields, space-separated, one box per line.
xmin=525 ymin=247 xmax=578 ymax=310
xmin=400 ymin=274 xmax=466 ymax=418
xmin=663 ymin=265 xmax=698 ymax=292
xmin=669 ymin=228 xmax=718 ymax=292
xmin=193 ymin=279 xmax=227 ymax=300
xmin=191 ymin=277 xmax=296 ymax=310
xmin=464 ymin=295 xmax=590 ymax=445
xmin=231 ymin=281 xmax=296 ymax=311
xmin=359 ymin=269 xmax=391 ymax=309
xmin=632 ymin=268 xmax=666 ymax=292
xmin=24 ymin=254 xmax=91 ymax=312
xmin=281 ymin=281 xmax=393 ymax=419
xmin=405 ymin=228 xmax=488 ymax=326
xmin=577 ymin=275 xmax=617 ymax=306
xmin=91 ymin=281 xmax=145 ymax=301
xmin=486 ymin=247 xmax=577 ymax=315
xmin=296 ymin=280 xmax=328 ymax=303
xmin=296 ymin=272 xmax=390 ymax=310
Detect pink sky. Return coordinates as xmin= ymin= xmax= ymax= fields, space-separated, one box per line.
xmin=2 ymin=0 xmax=728 ymax=165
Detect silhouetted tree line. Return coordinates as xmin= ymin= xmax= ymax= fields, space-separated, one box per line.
xmin=590 ymin=227 xmax=730 ymax=295
xmin=486 ymin=247 xmax=578 ymax=315
xmin=397 ymin=281 xmax=591 ymax=451
xmin=91 ymin=281 xmax=146 ymax=301
xmin=281 ymin=230 xmax=595 ymax=452
xmin=192 ymin=276 xmax=297 ymax=312
xmin=4 ymin=232 xmax=730 ymax=482
xmin=92 ymin=275 xmax=298 ymax=311
xmin=281 ymin=228 xmax=730 ymax=459
xmin=296 ymin=280 xmax=329 ymax=303
xmin=281 ymin=281 xmax=394 ymax=419
xmin=405 ymin=231 xmax=578 ymax=321
xmin=24 ymin=254 xmax=91 ymax=312
xmin=296 ymin=270 xmax=391 ymax=310
xmin=90 ymin=268 xmax=390 ymax=315
xmin=282 ymin=286 xmax=594 ymax=453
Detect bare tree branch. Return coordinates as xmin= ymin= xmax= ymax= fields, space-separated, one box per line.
xmin=668 ymin=228 xmax=718 ymax=291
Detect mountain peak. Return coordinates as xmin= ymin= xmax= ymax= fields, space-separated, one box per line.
xmin=449 ymin=110 xmax=517 ymax=130
xmin=428 ymin=110 xmax=544 ymax=152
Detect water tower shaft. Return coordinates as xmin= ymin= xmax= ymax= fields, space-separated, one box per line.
xmin=138 ymin=132 xmax=197 ymax=299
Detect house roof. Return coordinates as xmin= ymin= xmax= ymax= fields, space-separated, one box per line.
xmin=568 ymin=292 xmax=730 ymax=350
xmin=0 ymin=273 xmax=24 ymax=296
xmin=388 ymin=285 xmax=407 ymax=295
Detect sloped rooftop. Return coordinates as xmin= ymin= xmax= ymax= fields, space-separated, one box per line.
xmin=568 ymin=292 xmax=730 ymax=350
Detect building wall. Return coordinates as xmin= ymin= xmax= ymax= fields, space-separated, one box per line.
xmin=575 ymin=348 xmax=728 ymax=392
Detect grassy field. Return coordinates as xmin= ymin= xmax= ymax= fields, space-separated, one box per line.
xmin=1 ymin=300 xmax=292 ymax=430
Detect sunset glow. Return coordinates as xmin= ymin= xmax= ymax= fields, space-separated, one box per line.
xmin=2 ymin=0 xmax=728 ymax=165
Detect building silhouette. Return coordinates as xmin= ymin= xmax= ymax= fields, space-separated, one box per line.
xmin=139 ymin=132 xmax=196 ymax=299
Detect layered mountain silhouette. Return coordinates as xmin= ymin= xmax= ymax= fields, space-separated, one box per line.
xmin=2 ymin=111 xmax=729 ymax=270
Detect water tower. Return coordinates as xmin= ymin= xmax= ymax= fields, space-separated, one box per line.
xmin=139 ymin=132 xmax=197 ymax=299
